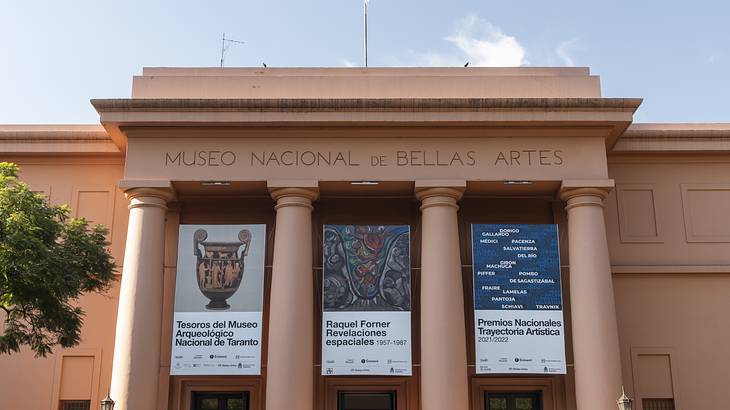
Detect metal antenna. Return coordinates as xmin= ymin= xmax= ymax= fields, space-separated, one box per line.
xmin=364 ymin=0 xmax=369 ymax=67
xmin=220 ymin=32 xmax=245 ymax=67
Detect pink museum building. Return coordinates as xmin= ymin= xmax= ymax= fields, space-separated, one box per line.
xmin=0 ymin=67 xmax=728 ymax=410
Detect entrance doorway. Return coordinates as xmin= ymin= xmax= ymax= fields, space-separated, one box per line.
xmin=486 ymin=392 xmax=541 ymax=410
xmin=338 ymin=392 xmax=396 ymax=410
xmin=192 ymin=392 xmax=249 ymax=410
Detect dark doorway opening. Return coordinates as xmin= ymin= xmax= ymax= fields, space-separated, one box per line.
xmin=338 ymin=391 xmax=396 ymax=410
xmin=192 ymin=392 xmax=249 ymax=410
xmin=486 ymin=392 xmax=542 ymax=410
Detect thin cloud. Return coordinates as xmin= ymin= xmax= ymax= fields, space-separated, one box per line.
xmin=706 ymin=53 xmax=720 ymax=64
xmin=446 ymin=14 xmax=527 ymax=66
xmin=414 ymin=14 xmax=527 ymax=67
xmin=556 ymin=38 xmax=580 ymax=66
xmin=416 ymin=51 xmax=463 ymax=67
xmin=340 ymin=59 xmax=357 ymax=67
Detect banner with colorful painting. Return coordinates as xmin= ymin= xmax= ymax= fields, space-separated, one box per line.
xmin=322 ymin=225 xmax=412 ymax=376
xmin=170 ymin=224 xmax=266 ymax=375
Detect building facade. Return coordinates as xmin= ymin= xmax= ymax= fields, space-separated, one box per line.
xmin=0 ymin=67 xmax=728 ymax=410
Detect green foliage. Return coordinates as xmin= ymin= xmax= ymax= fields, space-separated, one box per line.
xmin=0 ymin=162 xmax=116 ymax=357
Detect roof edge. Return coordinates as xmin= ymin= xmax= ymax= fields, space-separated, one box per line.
xmin=0 ymin=125 xmax=120 ymax=156
xmin=91 ymin=97 xmax=643 ymax=113
xmin=614 ymin=123 xmax=730 ymax=154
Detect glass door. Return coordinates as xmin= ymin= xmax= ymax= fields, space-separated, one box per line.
xmin=192 ymin=392 xmax=248 ymax=410
xmin=486 ymin=392 xmax=541 ymax=410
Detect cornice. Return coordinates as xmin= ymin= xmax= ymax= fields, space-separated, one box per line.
xmin=612 ymin=123 xmax=730 ymax=153
xmin=0 ymin=125 xmax=120 ymax=155
xmin=91 ymin=97 xmax=643 ymax=113
xmin=92 ymin=98 xmax=641 ymax=153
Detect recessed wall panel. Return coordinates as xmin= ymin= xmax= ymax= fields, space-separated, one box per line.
xmin=72 ymin=186 xmax=115 ymax=235
xmin=59 ymin=356 xmax=94 ymax=400
xmin=617 ymin=185 xmax=662 ymax=243
xmin=681 ymin=184 xmax=730 ymax=242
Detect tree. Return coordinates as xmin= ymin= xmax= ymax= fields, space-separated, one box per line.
xmin=0 ymin=162 xmax=116 ymax=357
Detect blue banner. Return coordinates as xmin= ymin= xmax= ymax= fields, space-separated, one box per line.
xmin=472 ymin=224 xmax=562 ymax=311
xmin=472 ymin=225 xmax=567 ymax=374
xmin=471 ymin=224 xmax=566 ymax=374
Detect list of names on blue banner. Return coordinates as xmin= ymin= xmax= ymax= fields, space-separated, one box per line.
xmin=472 ymin=224 xmax=562 ymax=311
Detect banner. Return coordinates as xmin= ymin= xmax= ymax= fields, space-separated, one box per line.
xmin=471 ymin=224 xmax=567 ymax=374
xmin=170 ymin=224 xmax=266 ymax=375
xmin=322 ymin=225 xmax=412 ymax=376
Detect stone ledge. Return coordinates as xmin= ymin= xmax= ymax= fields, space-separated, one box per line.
xmin=91 ymin=97 xmax=643 ymax=113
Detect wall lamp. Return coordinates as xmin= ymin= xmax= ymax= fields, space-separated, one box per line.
xmin=503 ymin=180 xmax=533 ymax=185
xmin=100 ymin=393 xmax=115 ymax=410
xmin=616 ymin=387 xmax=633 ymax=410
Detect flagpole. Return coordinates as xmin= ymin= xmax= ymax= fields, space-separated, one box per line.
xmin=220 ymin=33 xmax=226 ymax=68
xmin=364 ymin=0 xmax=368 ymax=67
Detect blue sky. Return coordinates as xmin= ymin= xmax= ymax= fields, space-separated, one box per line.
xmin=1 ymin=0 xmax=727 ymax=124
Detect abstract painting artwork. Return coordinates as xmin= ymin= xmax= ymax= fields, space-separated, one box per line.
xmin=323 ymin=225 xmax=411 ymax=312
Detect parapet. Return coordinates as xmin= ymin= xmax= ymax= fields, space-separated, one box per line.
xmin=132 ymin=67 xmax=602 ymax=99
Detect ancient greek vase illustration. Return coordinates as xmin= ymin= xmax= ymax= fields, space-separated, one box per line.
xmin=193 ymin=228 xmax=252 ymax=310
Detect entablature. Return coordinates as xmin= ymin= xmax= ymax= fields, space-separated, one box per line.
xmin=90 ymin=97 xmax=641 ymax=154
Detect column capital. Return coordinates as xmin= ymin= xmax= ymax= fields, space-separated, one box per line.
xmin=559 ymin=179 xmax=614 ymax=210
xmin=269 ymin=187 xmax=320 ymax=211
xmin=123 ymin=187 xmax=176 ymax=210
xmin=415 ymin=186 xmax=465 ymax=211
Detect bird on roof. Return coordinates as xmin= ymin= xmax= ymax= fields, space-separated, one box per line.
xmin=263 ymin=62 xmax=267 ymax=68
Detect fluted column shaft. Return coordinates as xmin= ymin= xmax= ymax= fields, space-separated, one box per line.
xmin=266 ymin=187 xmax=318 ymax=410
xmin=417 ymin=187 xmax=469 ymax=410
xmin=561 ymin=186 xmax=623 ymax=410
xmin=111 ymin=187 xmax=174 ymax=410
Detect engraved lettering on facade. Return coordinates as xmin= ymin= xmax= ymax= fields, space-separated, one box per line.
xmin=494 ymin=150 xmax=563 ymax=166
xmin=165 ymin=151 xmax=237 ymax=167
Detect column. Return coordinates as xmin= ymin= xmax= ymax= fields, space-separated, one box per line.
xmin=110 ymin=186 xmax=175 ymax=410
xmin=416 ymin=185 xmax=469 ymax=410
xmin=560 ymin=181 xmax=623 ymax=410
xmin=266 ymin=186 xmax=319 ymax=410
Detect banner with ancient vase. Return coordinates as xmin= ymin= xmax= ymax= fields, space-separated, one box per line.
xmin=322 ymin=225 xmax=412 ymax=376
xmin=170 ymin=224 xmax=266 ymax=375
xmin=471 ymin=224 xmax=567 ymax=374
